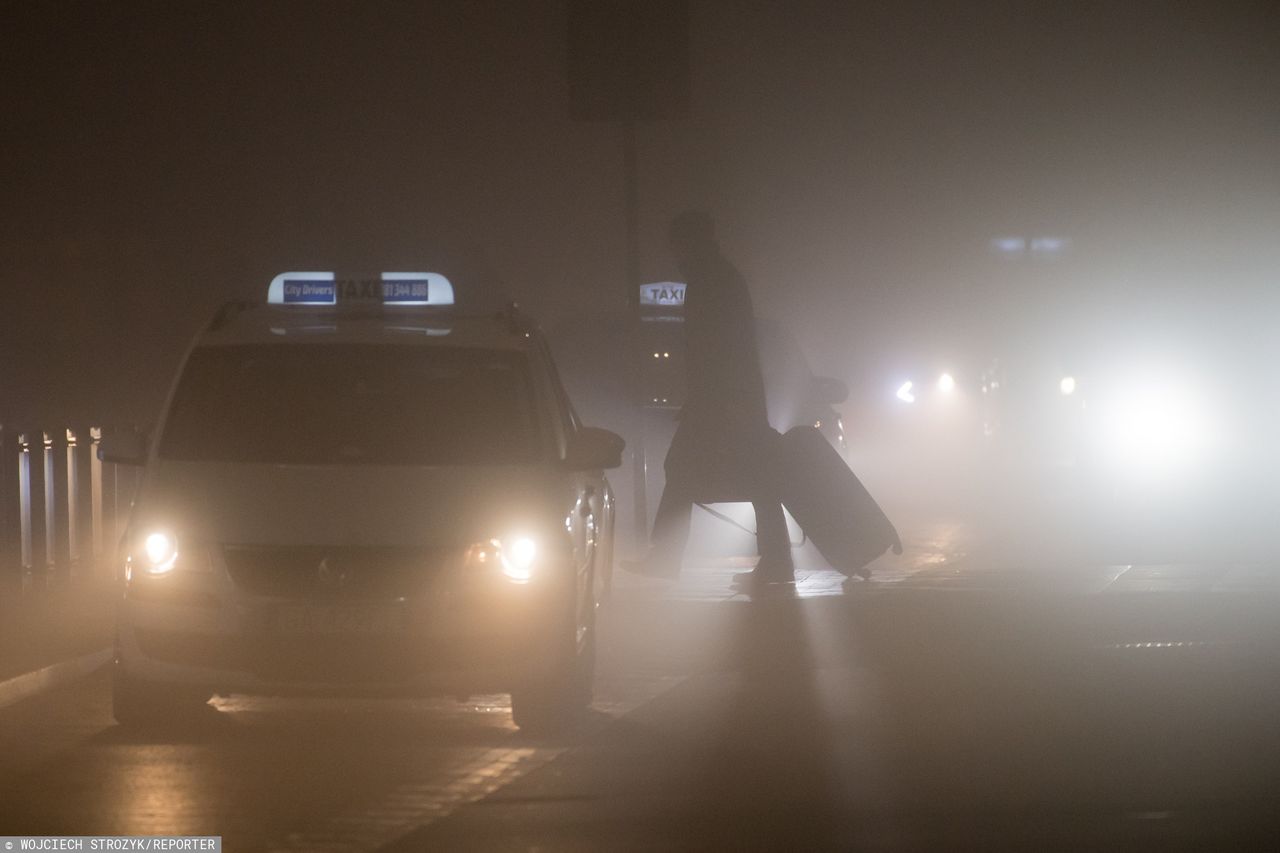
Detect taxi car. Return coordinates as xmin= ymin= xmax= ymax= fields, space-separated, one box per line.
xmin=100 ymin=272 xmax=623 ymax=731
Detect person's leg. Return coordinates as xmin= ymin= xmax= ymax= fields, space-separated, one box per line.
xmin=752 ymin=500 xmax=793 ymax=580
xmin=649 ymin=476 xmax=694 ymax=572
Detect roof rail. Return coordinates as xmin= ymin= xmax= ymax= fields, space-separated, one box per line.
xmin=207 ymin=299 xmax=256 ymax=332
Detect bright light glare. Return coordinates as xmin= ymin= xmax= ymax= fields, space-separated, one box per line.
xmin=937 ymin=373 xmax=956 ymax=393
xmin=896 ymin=381 xmax=915 ymax=403
xmin=142 ymin=531 xmax=178 ymax=573
xmin=1060 ymin=376 xmax=1077 ymax=396
xmin=1102 ymin=380 xmax=1211 ymax=473
xmin=502 ymin=537 xmax=537 ymax=582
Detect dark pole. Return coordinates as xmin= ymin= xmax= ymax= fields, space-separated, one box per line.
xmin=623 ymin=118 xmax=639 ymax=314
xmin=566 ymin=0 xmax=689 ymax=552
xmin=622 ymin=117 xmax=650 ymax=543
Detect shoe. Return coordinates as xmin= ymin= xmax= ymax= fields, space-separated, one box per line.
xmin=752 ymin=556 xmax=795 ymax=583
xmin=841 ymin=575 xmax=873 ymax=593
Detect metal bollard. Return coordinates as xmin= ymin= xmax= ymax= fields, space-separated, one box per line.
xmin=0 ymin=424 xmax=7 ymax=574
xmin=90 ymin=426 xmax=103 ymax=566
xmin=42 ymin=431 xmax=55 ymax=573
xmin=18 ymin=434 xmax=33 ymax=573
xmin=0 ymin=424 xmax=7 ymax=570
xmin=66 ymin=428 xmax=80 ymax=570
xmin=112 ymin=452 xmax=122 ymax=557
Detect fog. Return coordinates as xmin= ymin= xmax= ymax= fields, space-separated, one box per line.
xmin=6 ymin=4 xmax=1280 ymax=847
xmin=4 ymin=1 xmax=1278 ymax=579
xmin=4 ymin=1 xmax=1276 ymax=412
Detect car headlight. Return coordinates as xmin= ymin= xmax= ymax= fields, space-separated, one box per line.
xmin=137 ymin=530 xmax=179 ymax=575
xmin=1099 ymin=380 xmax=1212 ymax=473
xmin=896 ymin=381 xmax=916 ymax=403
xmin=937 ymin=373 xmax=956 ymax=394
xmin=1060 ymin=376 xmax=1077 ymax=396
xmin=466 ymin=536 xmax=538 ymax=583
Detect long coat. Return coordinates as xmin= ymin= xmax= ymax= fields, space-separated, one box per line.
xmin=665 ymin=251 xmax=777 ymax=501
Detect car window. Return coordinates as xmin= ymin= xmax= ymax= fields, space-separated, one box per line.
xmin=534 ymin=338 xmax=580 ymax=457
xmin=159 ymin=344 xmax=540 ymax=465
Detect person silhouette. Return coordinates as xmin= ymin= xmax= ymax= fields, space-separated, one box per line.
xmin=631 ymin=210 xmax=793 ymax=585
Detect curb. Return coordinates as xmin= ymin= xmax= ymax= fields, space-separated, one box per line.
xmin=0 ymin=648 xmax=113 ymax=710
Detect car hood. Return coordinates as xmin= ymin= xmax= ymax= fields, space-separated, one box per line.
xmin=132 ymin=460 xmax=567 ymax=548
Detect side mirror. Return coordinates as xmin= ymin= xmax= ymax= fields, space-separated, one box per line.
xmin=99 ymin=430 xmax=148 ymax=466
xmin=813 ymin=376 xmax=849 ymax=405
xmin=564 ymin=427 xmax=625 ymax=471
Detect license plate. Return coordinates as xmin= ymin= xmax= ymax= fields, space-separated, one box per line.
xmin=273 ymin=604 xmax=406 ymax=635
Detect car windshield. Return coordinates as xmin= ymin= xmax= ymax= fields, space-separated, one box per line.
xmin=159 ymin=344 xmax=540 ymax=465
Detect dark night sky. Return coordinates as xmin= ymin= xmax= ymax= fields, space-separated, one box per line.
xmin=2 ymin=0 xmax=1278 ymax=424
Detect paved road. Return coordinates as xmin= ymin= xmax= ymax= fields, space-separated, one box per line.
xmin=4 ymin=520 xmax=1280 ymax=850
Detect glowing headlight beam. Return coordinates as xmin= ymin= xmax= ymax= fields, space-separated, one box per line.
xmin=1101 ymin=379 xmax=1212 ymax=474
xmin=937 ymin=373 xmax=956 ymax=394
xmin=896 ymin=381 xmax=915 ymax=404
xmin=508 ymin=537 xmax=536 ymax=568
xmin=141 ymin=531 xmax=178 ymax=574
xmin=1060 ymin=376 xmax=1077 ymax=396
xmin=467 ymin=536 xmax=538 ymax=582
xmin=501 ymin=536 xmax=536 ymax=582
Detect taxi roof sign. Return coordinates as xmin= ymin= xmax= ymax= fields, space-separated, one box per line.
xmin=639 ymin=281 xmax=686 ymax=308
xmin=268 ymin=272 xmax=455 ymax=307
xmin=379 ymin=272 xmax=454 ymax=306
xmin=269 ymin=272 xmax=335 ymax=305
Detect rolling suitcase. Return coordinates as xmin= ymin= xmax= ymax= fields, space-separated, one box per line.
xmin=778 ymin=425 xmax=902 ymax=578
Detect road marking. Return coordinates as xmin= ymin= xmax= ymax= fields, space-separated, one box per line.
xmin=1101 ymin=640 xmax=1238 ymax=651
xmin=267 ymin=675 xmax=682 ymax=853
xmin=0 ymin=648 xmax=112 ymax=710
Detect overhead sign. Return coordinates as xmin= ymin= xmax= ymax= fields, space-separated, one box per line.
xmin=1030 ymin=237 xmax=1071 ymax=256
xmin=268 ymin=272 xmax=455 ymax=306
xmin=990 ymin=237 xmax=1025 ymax=256
xmin=989 ymin=236 xmax=1073 ymax=258
xmin=639 ymin=281 xmax=686 ymax=307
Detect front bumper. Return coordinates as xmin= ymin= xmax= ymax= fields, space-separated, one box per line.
xmin=116 ymin=560 xmax=571 ymax=696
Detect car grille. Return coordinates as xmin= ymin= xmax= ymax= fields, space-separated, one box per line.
xmin=221 ymin=545 xmax=440 ymax=600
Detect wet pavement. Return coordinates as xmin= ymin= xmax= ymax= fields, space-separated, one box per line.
xmin=4 ymin=518 xmax=1280 ymax=850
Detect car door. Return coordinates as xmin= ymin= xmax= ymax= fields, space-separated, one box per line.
xmin=532 ymin=339 xmax=606 ymax=637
